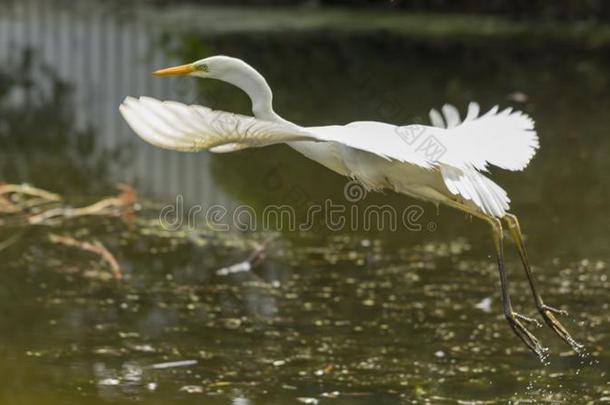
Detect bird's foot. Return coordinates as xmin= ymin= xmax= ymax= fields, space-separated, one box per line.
xmin=538 ymin=303 xmax=584 ymax=353
xmin=540 ymin=304 xmax=568 ymax=316
xmin=506 ymin=312 xmax=547 ymax=360
xmin=514 ymin=312 xmax=542 ymax=328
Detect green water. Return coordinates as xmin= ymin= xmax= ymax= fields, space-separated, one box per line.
xmin=0 ymin=2 xmax=609 ymax=403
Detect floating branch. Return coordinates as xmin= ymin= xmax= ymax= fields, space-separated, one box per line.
xmin=0 ymin=183 xmax=137 ymax=280
xmin=48 ymin=233 xmax=123 ymax=280
xmin=28 ymin=185 xmax=136 ymax=226
xmin=0 ymin=195 xmax=19 ymax=214
xmin=0 ymin=183 xmax=62 ymax=201
xmin=0 ymin=183 xmax=62 ymax=214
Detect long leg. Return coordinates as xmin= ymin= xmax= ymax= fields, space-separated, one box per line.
xmin=444 ymin=201 xmax=546 ymax=358
xmin=503 ymin=214 xmax=583 ymax=351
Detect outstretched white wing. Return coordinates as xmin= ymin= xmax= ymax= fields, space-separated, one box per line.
xmin=429 ymin=102 xmax=539 ymax=172
xmin=120 ymin=97 xmax=538 ymax=217
xmin=310 ymin=102 xmax=538 ymax=173
xmin=425 ymin=102 xmax=534 ymax=217
xmin=119 ymin=97 xmax=314 ymax=152
xmin=120 ymin=97 xmax=433 ymax=168
xmin=120 ymin=97 xmax=537 ymax=173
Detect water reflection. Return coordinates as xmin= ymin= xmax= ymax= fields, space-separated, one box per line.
xmin=0 ymin=0 xmax=236 ymax=208
xmin=0 ymin=49 xmax=127 ymax=194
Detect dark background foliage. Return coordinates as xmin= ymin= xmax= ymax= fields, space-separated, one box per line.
xmin=149 ymin=0 xmax=610 ymax=22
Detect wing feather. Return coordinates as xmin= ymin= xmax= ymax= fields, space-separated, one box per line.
xmin=120 ymin=102 xmax=193 ymax=151
xmin=119 ymin=97 xmax=434 ymax=168
xmin=441 ymin=104 xmax=461 ymax=128
xmin=440 ymin=164 xmax=510 ymax=217
xmin=417 ymin=104 xmax=539 ymax=172
xmin=120 ymin=97 xmax=536 ymax=218
xmin=429 ymin=103 xmax=532 ymax=216
xmin=429 ymin=108 xmax=445 ymax=128
xmin=463 ymin=102 xmax=480 ymax=122
xmin=120 ymin=97 xmax=314 ymax=152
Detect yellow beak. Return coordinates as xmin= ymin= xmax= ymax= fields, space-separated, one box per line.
xmin=152 ymin=63 xmax=195 ymax=77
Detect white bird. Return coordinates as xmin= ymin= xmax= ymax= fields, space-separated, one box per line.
xmin=120 ymin=55 xmax=581 ymax=358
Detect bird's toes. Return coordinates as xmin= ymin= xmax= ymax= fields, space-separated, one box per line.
xmin=539 ymin=308 xmax=584 ymax=353
xmin=505 ymin=313 xmax=547 ymax=360
xmin=514 ymin=312 xmax=542 ymax=328
xmin=539 ymin=304 xmax=569 ymax=316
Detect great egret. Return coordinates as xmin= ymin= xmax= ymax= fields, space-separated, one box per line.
xmin=120 ymin=55 xmax=581 ymax=358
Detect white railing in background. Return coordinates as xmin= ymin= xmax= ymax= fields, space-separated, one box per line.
xmin=0 ymin=0 xmax=237 ymax=211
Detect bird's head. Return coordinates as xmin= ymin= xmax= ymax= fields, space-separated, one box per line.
xmin=152 ymin=55 xmax=279 ymax=121
xmin=152 ymin=55 xmax=251 ymax=81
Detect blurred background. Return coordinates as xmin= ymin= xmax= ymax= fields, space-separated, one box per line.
xmin=0 ymin=0 xmax=608 ymax=404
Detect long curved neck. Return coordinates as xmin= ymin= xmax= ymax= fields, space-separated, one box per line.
xmin=221 ymin=64 xmax=292 ymax=125
xmin=218 ymin=60 xmax=315 ymax=159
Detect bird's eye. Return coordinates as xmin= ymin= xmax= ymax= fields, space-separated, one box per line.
xmin=199 ymin=64 xmax=209 ymax=72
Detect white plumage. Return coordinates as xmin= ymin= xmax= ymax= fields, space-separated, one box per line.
xmin=120 ymin=55 xmax=581 ymax=357
xmin=120 ymin=95 xmax=537 ymax=218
